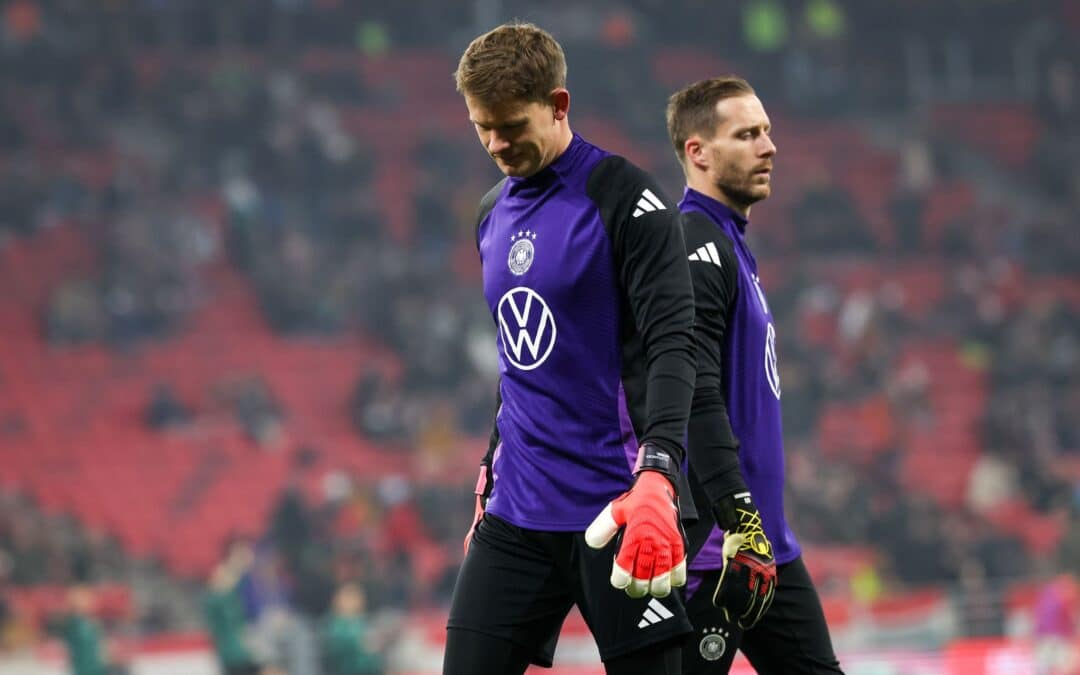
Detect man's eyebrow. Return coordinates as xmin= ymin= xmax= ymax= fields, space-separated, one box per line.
xmin=733 ymin=122 xmax=769 ymax=134
xmin=472 ymin=117 xmax=529 ymax=127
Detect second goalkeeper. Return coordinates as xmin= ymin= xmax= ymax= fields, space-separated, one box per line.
xmin=666 ymin=76 xmax=845 ymax=674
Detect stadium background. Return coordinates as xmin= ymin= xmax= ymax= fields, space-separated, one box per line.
xmin=0 ymin=0 xmax=1077 ymax=673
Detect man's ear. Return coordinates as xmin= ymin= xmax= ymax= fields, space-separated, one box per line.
xmin=550 ymin=88 xmax=570 ymax=121
xmin=685 ymin=137 xmax=708 ymax=172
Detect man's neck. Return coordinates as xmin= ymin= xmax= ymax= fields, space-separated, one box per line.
xmin=546 ymin=123 xmax=574 ymax=167
xmin=686 ymin=174 xmax=750 ymax=218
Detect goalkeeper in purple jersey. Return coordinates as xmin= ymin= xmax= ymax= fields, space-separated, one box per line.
xmin=443 ymin=23 xmax=699 ymax=675
xmin=666 ymin=77 xmax=844 ymax=674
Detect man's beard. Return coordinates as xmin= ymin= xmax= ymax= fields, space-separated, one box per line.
xmin=719 ymin=179 xmax=767 ymax=211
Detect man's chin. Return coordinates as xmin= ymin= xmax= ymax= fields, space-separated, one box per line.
xmin=498 ymin=162 xmax=536 ymax=178
xmin=746 ymin=183 xmax=771 ymax=203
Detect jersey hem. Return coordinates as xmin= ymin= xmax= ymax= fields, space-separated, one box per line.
xmin=486 ymin=506 xmax=599 ymax=532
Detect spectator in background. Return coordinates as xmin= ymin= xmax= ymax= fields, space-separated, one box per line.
xmin=955 ymin=558 xmax=1006 ymax=638
xmin=205 ymin=539 xmax=262 ymax=675
xmin=235 ymin=531 xmax=324 ymax=675
xmin=891 ymin=134 xmax=934 ymax=254
xmin=269 ymin=484 xmax=336 ymax=675
xmin=320 ymin=583 xmax=385 ymax=675
xmin=214 ymin=375 xmax=285 ymax=448
xmin=0 ymin=550 xmax=13 ymax=651
xmin=793 ymin=172 xmax=875 ymax=253
xmin=46 ymin=279 xmax=106 ymax=345
xmin=1058 ymin=502 xmax=1080 ymax=583
xmin=237 ymin=378 xmax=284 ymax=448
xmin=241 ymin=547 xmax=296 ymax=674
xmin=349 ymin=370 xmax=409 ymax=443
xmin=60 ymin=586 xmax=129 ymax=675
xmin=1033 ymin=574 xmax=1079 ymax=675
xmin=144 ymin=382 xmax=192 ymax=431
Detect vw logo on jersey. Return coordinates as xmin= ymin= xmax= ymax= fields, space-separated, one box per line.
xmin=765 ymin=322 xmax=781 ymax=400
xmin=508 ymin=229 xmax=537 ymax=276
xmin=497 ymin=286 xmax=557 ymax=371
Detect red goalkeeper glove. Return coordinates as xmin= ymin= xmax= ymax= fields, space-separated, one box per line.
xmin=463 ymin=464 xmax=492 ymax=555
xmin=712 ymin=491 xmax=776 ymax=629
xmin=585 ymin=445 xmax=687 ymax=599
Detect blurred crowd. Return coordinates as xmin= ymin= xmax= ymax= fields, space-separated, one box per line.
xmin=0 ymin=0 xmax=1078 ymax=669
xmin=0 ymin=487 xmax=136 ymax=666
xmin=201 ymin=520 xmax=389 ymax=675
xmin=0 ymin=490 xmax=128 ymax=590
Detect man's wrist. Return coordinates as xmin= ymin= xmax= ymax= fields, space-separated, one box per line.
xmin=713 ymin=490 xmax=754 ymax=531
xmin=633 ymin=444 xmax=679 ymax=491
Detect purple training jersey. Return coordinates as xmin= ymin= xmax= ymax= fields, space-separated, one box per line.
xmin=474 ymin=135 xmax=696 ymax=530
xmin=681 ymin=188 xmax=801 ymax=568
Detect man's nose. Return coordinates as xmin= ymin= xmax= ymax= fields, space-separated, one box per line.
xmin=488 ymin=133 xmax=511 ymax=155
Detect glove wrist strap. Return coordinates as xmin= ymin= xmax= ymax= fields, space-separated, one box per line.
xmin=714 ymin=491 xmax=752 ymax=531
xmin=633 ymin=444 xmax=678 ymax=490
xmin=715 ymin=491 xmax=773 ymax=559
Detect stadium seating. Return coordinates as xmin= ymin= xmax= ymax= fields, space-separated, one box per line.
xmin=0 ymin=41 xmax=1072 ymax=594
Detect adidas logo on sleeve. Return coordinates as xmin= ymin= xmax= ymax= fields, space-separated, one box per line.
xmin=632 ymin=189 xmax=666 ymax=218
xmin=688 ymin=242 xmax=722 ymax=267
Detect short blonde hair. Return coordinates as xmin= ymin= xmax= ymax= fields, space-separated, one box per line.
xmin=666 ymin=76 xmax=756 ymax=164
xmin=455 ymin=22 xmax=567 ymax=105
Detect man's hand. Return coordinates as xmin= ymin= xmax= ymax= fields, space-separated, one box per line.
xmin=712 ymin=491 xmax=776 ymax=629
xmin=463 ymin=464 xmax=491 ymax=555
xmin=585 ymin=445 xmax=687 ymax=599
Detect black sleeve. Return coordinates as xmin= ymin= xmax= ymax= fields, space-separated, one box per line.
xmin=587 ymin=156 xmax=696 ymax=473
xmin=682 ymin=211 xmax=749 ymax=506
xmin=475 ymin=178 xmax=507 ymax=468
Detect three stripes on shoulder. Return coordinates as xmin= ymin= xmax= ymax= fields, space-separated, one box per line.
xmin=688 ymin=242 xmax=722 ymax=267
xmin=632 ymin=189 xmax=667 ymax=218
xmin=628 ymin=188 xmax=722 ymax=270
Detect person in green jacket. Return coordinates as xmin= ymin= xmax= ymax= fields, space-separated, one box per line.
xmin=204 ymin=540 xmax=262 ymax=675
xmin=61 ymin=586 xmax=128 ymax=675
xmin=320 ymin=583 xmax=384 ymax=675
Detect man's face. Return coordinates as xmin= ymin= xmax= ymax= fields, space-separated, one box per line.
xmin=465 ymin=95 xmax=562 ymax=178
xmin=699 ymin=95 xmax=777 ymax=209
xmin=334 ymin=584 xmax=364 ymax=616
